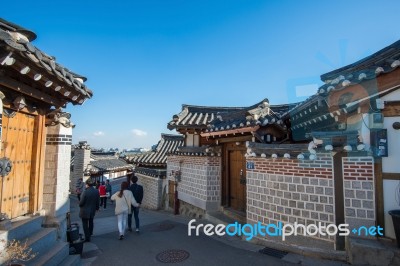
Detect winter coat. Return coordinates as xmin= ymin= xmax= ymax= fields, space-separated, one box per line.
xmin=111 ymin=190 xmax=139 ymax=215
xmin=79 ymin=186 xmax=100 ymax=219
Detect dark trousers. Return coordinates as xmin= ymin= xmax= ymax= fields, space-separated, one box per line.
xmin=100 ymin=197 xmax=107 ymax=209
xmin=77 ymin=193 xmax=81 ymax=201
xmin=127 ymin=207 xmax=140 ymax=229
xmin=82 ymin=218 xmax=94 ymax=241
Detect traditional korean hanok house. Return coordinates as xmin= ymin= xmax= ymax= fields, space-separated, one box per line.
xmin=244 ymin=40 xmax=400 ymax=263
xmin=0 ymin=18 xmax=92 ymax=264
xmin=126 ymin=134 xmax=184 ymax=210
xmin=166 ymin=99 xmax=292 ymax=218
xmin=71 ymin=141 xmax=133 ymax=193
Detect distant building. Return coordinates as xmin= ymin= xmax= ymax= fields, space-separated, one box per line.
xmin=71 ymin=141 xmax=132 ymax=193
xmin=125 ymin=134 xmax=184 ymax=209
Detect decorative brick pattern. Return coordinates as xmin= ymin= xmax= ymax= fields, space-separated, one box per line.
xmin=246 ymin=153 xmax=334 ymax=241
xmin=343 ymin=157 xmax=375 ymax=232
xmin=46 ymin=134 xmax=72 ymax=145
xmin=250 ymin=153 xmax=333 ymax=179
xmin=167 ymin=155 xmax=221 ymax=211
xmin=136 ymin=173 xmax=164 ymax=210
xmin=247 ymin=170 xmax=335 ymax=241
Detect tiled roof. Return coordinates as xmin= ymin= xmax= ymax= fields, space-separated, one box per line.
xmin=282 ymin=39 xmax=400 ymax=136
xmin=90 ymin=158 xmax=132 ymax=173
xmin=0 ymin=18 xmax=92 ymax=107
xmin=128 ymin=134 xmax=184 ymax=167
xmin=171 ymin=146 xmax=222 ymax=157
xmin=320 ymin=40 xmax=400 ymax=86
xmin=135 ymin=167 xmax=167 ymax=178
xmin=168 ymin=98 xmax=292 ymax=132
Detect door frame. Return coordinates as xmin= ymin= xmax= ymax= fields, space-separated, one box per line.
xmin=222 ymin=142 xmax=247 ymax=211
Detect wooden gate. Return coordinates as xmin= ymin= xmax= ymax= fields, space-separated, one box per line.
xmin=0 ymin=110 xmax=35 ymax=218
xmin=168 ymin=180 xmax=176 ymax=209
xmin=229 ymin=149 xmax=246 ymax=212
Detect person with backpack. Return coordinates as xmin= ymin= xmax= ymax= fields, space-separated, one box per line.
xmin=128 ymin=173 xmax=143 ymax=233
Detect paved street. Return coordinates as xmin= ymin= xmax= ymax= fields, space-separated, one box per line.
xmin=69 ymin=196 xmax=347 ymax=266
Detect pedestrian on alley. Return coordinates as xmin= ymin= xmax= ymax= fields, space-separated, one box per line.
xmin=128 ymin=173 xmax=143 ymax=233
xmin=75 ymin=178 xmax=85 ymax=201
xmin=111 ymin=181 xmax=140 ymax=240
xmin=106 ymin=179 xmax=112 ymax=205
xmin=99 ymin=181 xmax=107 ymax=209
xmin=79 ymin=179 xmax=100 ymax=242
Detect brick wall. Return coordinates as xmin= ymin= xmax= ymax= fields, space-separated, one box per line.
xmin=136 ymin=173 xmax=164 ymax=210
xmin=246 ymin=153 xmax=335 ymax=241
xmin=343 ymin=157 xmax=375 ymax=232
xmin=167 ymin=155 xmax=221 ymax=211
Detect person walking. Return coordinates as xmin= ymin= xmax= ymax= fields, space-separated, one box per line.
xmin=75 ymin=178 xmax=85 ymax=201
xmin=99 ymin=181 xmax=107 ymax=209
xmin=105 ymin=180 xmax=112 ymax=205
xmin=79 ymin=179 xmax=100 ymax=242
xmin=111 ymin=181 xmax=140 ymax=240
xmin=128 ymin=174 xmax=143 ymax=233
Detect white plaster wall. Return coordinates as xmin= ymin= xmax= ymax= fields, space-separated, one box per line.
xmin=381 ymin=89 xmax=400 ymax=102
xmin=383 ymin=180 xmax=400 ymax=239
xmin=382 ymin=116 xmax=400 ymax=173
xmin=381 ymin=90 xmax=400 ymax=238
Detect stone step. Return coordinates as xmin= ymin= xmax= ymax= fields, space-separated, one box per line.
xmin=0 ymin=215 xmax=44 ymax=242
xmin=59 ymin=254 xmax=81 ymax=266
xmin=27 ymin=241 xmax=69 ymax=266
xmin=26 ymin=228 xmax=58 ymax=256
xmin=347 ymin=237 xmax=400 ymax=266
xmin=206 ymin=211 xmax=237 ymax=226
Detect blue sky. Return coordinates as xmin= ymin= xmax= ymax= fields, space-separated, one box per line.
xmin=3 ymin=0 xmax=400 ymax=149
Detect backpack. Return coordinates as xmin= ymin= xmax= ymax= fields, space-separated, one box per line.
xmin=130 ymin=184 xmax=143 ymax=204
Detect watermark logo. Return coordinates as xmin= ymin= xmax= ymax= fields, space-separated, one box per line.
xmin=188 ymin=219 xmax=383 ymax=241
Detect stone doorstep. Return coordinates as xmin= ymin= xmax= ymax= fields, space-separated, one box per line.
xmin=205 ymin=210 xmax=347 ymax=262
xmin=347 ymin=237 xmax=400 ymax=266
xmin=253 ymin=236 xmax=347 ymax=262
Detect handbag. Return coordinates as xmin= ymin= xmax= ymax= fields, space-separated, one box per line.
xmin=106 ymin=192 xmax=110 ymax=197
xmin=123 ymin=193 xmax=131 ymax=214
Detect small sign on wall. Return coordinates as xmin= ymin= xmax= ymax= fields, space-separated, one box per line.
xmin=246 ymin=161 xmax=255 ymax=170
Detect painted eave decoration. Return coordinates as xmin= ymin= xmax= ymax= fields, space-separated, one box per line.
xmin=0 ymin=18 xmax=93 ymax=108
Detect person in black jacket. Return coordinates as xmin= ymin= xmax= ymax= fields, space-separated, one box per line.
xmin=79 ymin=179 xmax=100 ymax=242
xmin=128 ymin=173 xmax=143 ymax=233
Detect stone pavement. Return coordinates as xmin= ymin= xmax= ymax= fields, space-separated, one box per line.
xmin=69 ymin=196 xmax=348 ymax=266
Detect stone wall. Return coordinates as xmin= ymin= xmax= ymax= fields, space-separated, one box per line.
xmin=246 ymin=153 xmax=335 ymax=241
xmin=167 ymin=155 xmax=221 ymax=211
xmin=70 ymin=146 xmax=90 ymax=194
xmin=343 ymin=157 xmax=375 ymax=233
xmin=136 ymin=173 xmax=165 ymax=210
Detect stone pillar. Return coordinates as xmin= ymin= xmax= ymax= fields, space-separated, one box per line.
xmin=71 ymin=141 xmax=91 ymax=193
xmin=42 ymin=111 xmax=73 ymax=240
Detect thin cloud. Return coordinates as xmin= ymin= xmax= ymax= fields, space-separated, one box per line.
xmin=93 ymin=131 xmax=105 ymax=137
xmin=132 ymin=129 xmax=147 ymax=137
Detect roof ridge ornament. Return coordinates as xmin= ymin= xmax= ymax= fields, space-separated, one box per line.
xmin=45 ymin=108 xmax=75 ymax=128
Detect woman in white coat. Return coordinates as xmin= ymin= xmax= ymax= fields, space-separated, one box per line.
xmin=111 ymin=181 xmax=140 ymax=239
